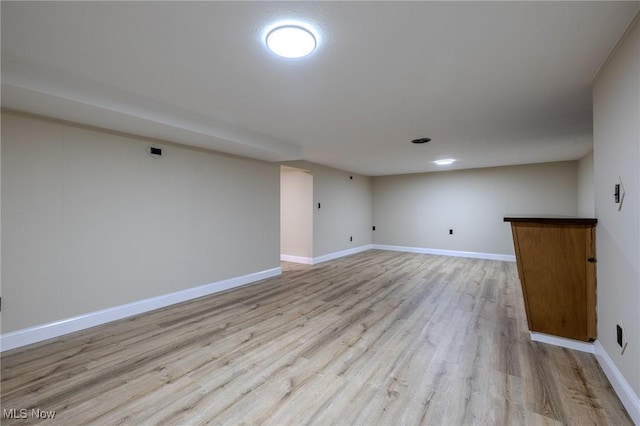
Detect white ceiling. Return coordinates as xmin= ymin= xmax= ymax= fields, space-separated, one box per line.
xmin=2 ymin=1 xmax=638 ymax=176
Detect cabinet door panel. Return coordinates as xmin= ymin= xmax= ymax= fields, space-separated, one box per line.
xmin=513 ymin=223 xmax=591 ymax=341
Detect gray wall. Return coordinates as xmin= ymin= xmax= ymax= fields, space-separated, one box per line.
xmin=280 ymin=166 xmax=313 ymax=258
xmin=283 ymin=161 xmax=372 ymax=257
xmin=577 ymin=151 xmax=595 ymax=217
xmin=1 ymin=112 xmax=280 ymax=333
xmin=372 ymin=162 xmax=578 ymax=255
xmin=593 ymin=17 xmax=640 ymax=397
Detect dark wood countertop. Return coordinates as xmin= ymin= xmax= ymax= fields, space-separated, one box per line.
xmin=504 ymin=215 xmax=597 ymax=225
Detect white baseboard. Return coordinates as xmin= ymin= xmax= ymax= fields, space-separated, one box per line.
xmin=0 ymin=267 xmax=282 ymax=352
xmin=280 ymin=254 xmax=314 ymax=265
xmin=530 ymin=332 xmax=595 ymax=353
xmin=594 ymin=341 xmax=640 ymax=425
xmin=313 ymin=244 xmax=374 ymax=264
xmin=372 ymin=244 xmax=516 ymax=262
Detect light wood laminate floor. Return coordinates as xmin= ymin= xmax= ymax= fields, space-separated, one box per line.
xmin=1 ymin=250 xmax=632 ymax=425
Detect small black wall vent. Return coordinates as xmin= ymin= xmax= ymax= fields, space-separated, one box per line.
xmin=411 ymin=137 xmax=431 ymax=144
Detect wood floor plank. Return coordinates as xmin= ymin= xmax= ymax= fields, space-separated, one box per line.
xmin=1 ymin=250 xmax=632 ymax=425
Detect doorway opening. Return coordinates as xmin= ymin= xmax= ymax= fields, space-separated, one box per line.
xmin=280 ymin=165 xmax=313 ymax=264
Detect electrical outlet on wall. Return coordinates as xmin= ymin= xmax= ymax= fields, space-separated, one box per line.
xmin=617 ymin=324 xmax=623 ymax=346
xmin=616 ymin=177 xmax=626 ymax=211
xmin=618 ymin=319 xmax=629 ymax=355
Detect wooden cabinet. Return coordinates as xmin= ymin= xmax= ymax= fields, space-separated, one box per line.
xmin=504 ymin=216 xmax=597 ymax=342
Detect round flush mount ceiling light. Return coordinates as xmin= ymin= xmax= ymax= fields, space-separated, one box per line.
xmin=266 ymin=25 xmax=317 ymax=58
xmin=433 ymin=159 xmax=457 ymax=166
